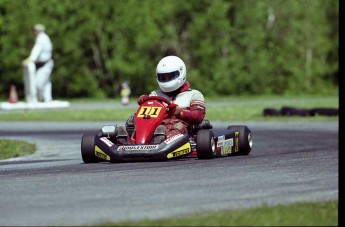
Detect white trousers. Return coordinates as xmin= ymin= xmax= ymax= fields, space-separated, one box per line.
xmin=24 ymin=62 xmax=37 ymax=103
xmin=24 ymin=60 xmax=54 ymax=102
xmin=36 ymin=59 xmax=54 ymax=102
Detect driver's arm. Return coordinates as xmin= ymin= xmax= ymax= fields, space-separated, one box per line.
xmin=177 ymin=90 xmax=205 ymax=125
xmin=177 ymin=100 xmax=205 ymax=125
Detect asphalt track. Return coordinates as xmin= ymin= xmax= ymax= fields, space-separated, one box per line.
xmin=0 ymin=120 xmax=338 ymax=226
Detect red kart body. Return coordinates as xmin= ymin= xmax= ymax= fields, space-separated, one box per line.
xmin=81 ymin=96 xmax=252 ymax=163
xmin=130 ymin=97 xmax=175 ymax=144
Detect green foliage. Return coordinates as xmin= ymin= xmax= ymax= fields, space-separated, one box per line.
xmin=0 ymin=0 xmax=338 ymax=98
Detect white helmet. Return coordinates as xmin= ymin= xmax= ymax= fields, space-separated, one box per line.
xmin=156 ymin=56 xmax=187 ymax=92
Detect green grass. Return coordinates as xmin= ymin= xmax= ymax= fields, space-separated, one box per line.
xmin=0 ymin=107 xmax=338 ymax=122
xmin=0 ymin=138 xmax=36 ymax=159
xmin=0 ymin=95 xmax=338 ymax=122
xmin=99 ymin=200 xmax=338 ymax=226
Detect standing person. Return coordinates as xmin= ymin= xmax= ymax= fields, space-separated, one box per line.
xmin=116 ymin=55 xmax=207 ymax=144
xmin=120 ymin=81 xmax=131 ymax=105
xmin=24 ymin=24 xmax=54 ymax=102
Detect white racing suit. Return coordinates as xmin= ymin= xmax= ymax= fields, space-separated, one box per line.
xmin=34 ymin=59 xmax=54 ymax=102
xmin=27 ymin=31 xmax=54 ymax=102
xmin=147 ymin=81 xmax=206 ymax=137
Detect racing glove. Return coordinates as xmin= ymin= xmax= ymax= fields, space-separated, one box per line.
xmin=173 ymin=105 xmax=181 ymax=117
xmin=137 ymin=95 xmax=150 ymax=105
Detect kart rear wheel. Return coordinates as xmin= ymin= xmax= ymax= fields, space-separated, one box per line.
xmin=196 ymin=130 xmax=216 ymax=159
xmin=81 ymin=132 xmax=98 ymax=163
xmin=227 ymin=125 xmax=252 ymax=155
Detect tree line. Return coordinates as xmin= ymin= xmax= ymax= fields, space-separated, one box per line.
xmin=0 ymin=0 xmax=339 ymax=99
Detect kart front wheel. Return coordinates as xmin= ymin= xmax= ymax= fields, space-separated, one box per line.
xmin=227 ymin=125 xmax=252 ymax=155
xmin=196 ymin=130 xmax=216 ymax=159
xmin=81 ymin=132 xmax=98 ymax=163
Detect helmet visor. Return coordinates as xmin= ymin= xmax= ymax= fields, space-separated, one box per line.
xmin=157 ymin=71 xmax=180 ymax=82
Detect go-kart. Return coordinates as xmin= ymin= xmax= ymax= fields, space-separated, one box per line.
xmin=81 ymin=96 xmax=252 ymax=163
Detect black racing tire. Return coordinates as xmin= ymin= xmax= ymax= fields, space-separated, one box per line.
xmin=226 ymin=125 xmax=252 ymax=155
xmin=81 ymin=132 xmax=98 ymax=163
xmin=196 ymin=130 xmax=216 ymax=159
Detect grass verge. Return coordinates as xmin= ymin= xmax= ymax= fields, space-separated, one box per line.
xmin=100 ymin=200 xmax=338 ymax=226
xmin=0 ymin=96 xmax=339 ymax=122
xmin=0 ymin=138 xmax=36 ymax=160
xmin=0 ymin=108 xmax=338 ymax=122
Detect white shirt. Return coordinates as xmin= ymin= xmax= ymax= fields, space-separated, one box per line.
xmin=150 ymin=89 xmax=205 ymax=109
xmin=29 ymin=32 xmax=53 ymax=62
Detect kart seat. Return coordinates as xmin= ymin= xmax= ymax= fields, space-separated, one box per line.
xmin=199 ymin=119 xmax=212 ymax=129
xmin=125 ymin=113 xmax=135 ymax=137
xmin=188 ymin=119 xmax=212 ymax=136
xmin=116 ymin=126 xmax=129 ymax=144
xmin=153 ymin=125 xmax=166 ymax=144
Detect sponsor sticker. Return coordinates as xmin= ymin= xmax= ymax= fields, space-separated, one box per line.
xmin=221 ymin=145 xmax=232 ymax=156
xmin=217 ymin=141 xmax=224 ymax=147
xmin=235 ymin=132 xmax=239 ymax=152
xmin=224 ymin=138 xmax=233 ymax=146
xmin=164 ymin=134 xmax=184 ymax=144
xmin=167 ymin=143 xmax=191 ymax=159
xmin=217 ymin=138 xmax=232 ymax=148
xmin=218 ymin=135 xmax=225 ymax=141
xmin=95 ymin=146 xmax=110 ymax=161
xmin=100 ymin=137 xmax=114 ymax=147
xmin=117 ymin=145 xmax=159 ymax=151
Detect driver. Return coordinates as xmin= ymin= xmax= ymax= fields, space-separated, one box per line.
xmin=117 ymin=56 xmax=206 ymax=144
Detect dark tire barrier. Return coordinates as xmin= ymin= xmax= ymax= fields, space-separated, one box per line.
xmin=263 ymin=107 xmax=338 ymax=117
xmin=280 ymin=106 xmax=314 ymax=116
xmin=263 ymin=108 xmax=281 ymax=116
xmin=310 ymin=108 xmax=338 ymax=116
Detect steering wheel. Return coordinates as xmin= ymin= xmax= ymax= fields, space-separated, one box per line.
xmin=144 ymin=96 xmax=177 ymax=115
